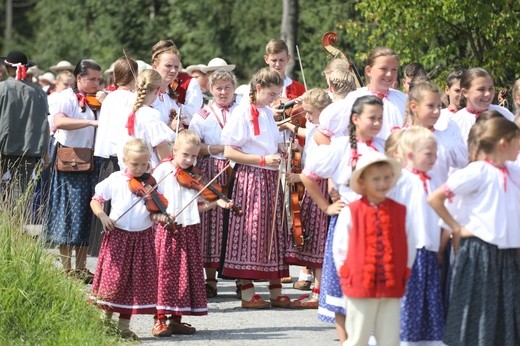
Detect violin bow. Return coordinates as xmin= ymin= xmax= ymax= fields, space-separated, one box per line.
xmin=173 ymin=163 xmax=230 ymax=219
xmin=295 ymin=45 xmax=308 ymax=91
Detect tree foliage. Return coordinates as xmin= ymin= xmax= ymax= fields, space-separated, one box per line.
xmin=2 ymin=0 xmax=519 ymax=93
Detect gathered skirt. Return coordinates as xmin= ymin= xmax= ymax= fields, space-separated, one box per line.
xmin=91 ymin=227 xmax=157 ymax=314
xmin=155 ymin=223 xmax=207 ymax=316
xmin=444 ymin=237 xmax=520 ymax=346
xmin=221 ymin=165 xmax=289 ymax=280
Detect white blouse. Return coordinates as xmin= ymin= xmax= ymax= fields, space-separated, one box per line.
xmin=316 ymin=99 xmax=351 ymax=139
xmin=221 ymin=102 xmax=282 ymax=170
xmin=444 ymin=160 xmax=520 ymax=248
xmin=92 ymin=171 xmax=153 ymax=232
xmin=452 ymin=104 xmax=514 ymax=143
xmin=52 ymin=88 xmax=96 ymax=148
xmin=388 ymin=169 xmax=441 ymax=251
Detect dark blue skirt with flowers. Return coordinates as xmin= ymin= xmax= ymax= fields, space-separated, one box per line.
xmin=400 ymin=247 xmax=444 ymax=342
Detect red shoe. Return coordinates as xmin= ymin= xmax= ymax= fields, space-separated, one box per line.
xmin=241 ymin=294 xmax=270 ymax=309
xmin=152 ymin=318 xmax=172 ymax=337
xmin=290 ymin=294 xmax=319 ymax=309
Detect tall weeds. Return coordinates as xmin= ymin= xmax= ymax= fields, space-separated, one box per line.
xmin=0 ymin=168 xmax=121 ymax=345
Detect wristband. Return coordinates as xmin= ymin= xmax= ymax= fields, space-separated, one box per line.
xmin=259 ymin=156 xmax=266 ymax=167
xmin=207 ymin=145 xmax=213 ymax=155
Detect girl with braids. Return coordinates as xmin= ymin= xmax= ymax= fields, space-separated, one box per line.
xmin=342 ymin=47 xmax=407 ymax=141
xmin=300 ymin=95 xmax=384 ymax=344
xmin=188 ymin=69 xmax=238 ymax=298
xmin=123 ymin=69 xmax=174 ymax=170
xmin=44 ymin=59 xmax=100 ymax=283
xmin=150 ymin=39 xmax=203 ymax=128
xmin=428 ymin=117 xmax=520 ymax=346
xmin=220 ymin=67 xmax=290 ymax=309
xmin=451 ymin=67 xmax=514 ymax=142
xmin=313 ymin=59 xmax=357 ymax=145
xmin=280 ymin=88 xmax=332 ymax=308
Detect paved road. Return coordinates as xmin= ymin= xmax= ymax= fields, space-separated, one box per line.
xmin=85 ymin=256 xmax=339 ymax=345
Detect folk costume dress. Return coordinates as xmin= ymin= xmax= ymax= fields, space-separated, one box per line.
xmin=220 ymin=102 xmax=289 ymax=280
xmin=388 ymin=168 xmax=444 ymax=345
xmin=44 ymin=88 xmax=96 ymax=247
xmin=90 ymin=171 xmax=157 ymax=314
xmin=302 ymin=136 xmax=384 ymax=323
xmin=153 ymin=159 xmax=207 ymax=317
xmin=442 ymin=161 xmax=520 ymax=346
xmin=188 ymin=101 xmax=236 ymax=269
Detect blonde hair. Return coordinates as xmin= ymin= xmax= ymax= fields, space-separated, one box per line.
xmin=265 ymin=39 xmax=289 ymax=55
xmin=385 ymin=128 xmax=405 ymax=160
xmin=209 ymin=70 xmax=237 ymax=89
xmin=404 ymin=81 xmax=441 ymax=126
xmin=123 ymin=138 xmax=151 ymax=158
xmin=300 ymin=88 xmax=331 ymax=111
xmin=56 ymin=70 xmax=73 ymax=84
xmin=397 ymin=126 xmax=437 ymax=162
xmin=173 ymin=130 xmax=201 ymax=149
xmin=133 ymin=69 xmax=162 ymax=112
xmin=326 ymin=60 xmax=357 ymax=97
xmin=468 ymin=116 xmax=520 ymax=162
xmin=151 ymin=39 xmax=181 ymax=66
xmin=248 ymin=67 xmax=283 ymax=104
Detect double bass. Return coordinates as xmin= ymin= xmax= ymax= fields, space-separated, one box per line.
xmin=322 ymin=31 xmax=364 ymax=88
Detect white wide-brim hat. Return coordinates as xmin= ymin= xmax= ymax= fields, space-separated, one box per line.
xmin=185 ymin=64 xmax=208 ymax=75
xmin=136 ymin=60 xmax=152 ymax=73
xmin=50 ymin=60 xmax=74 ymax=73
xmin=38 ymin=72 xmax=56 ymax=83
xmin=202 ymin=57 xmax=235 ymax=73
xmin=349 ymin=151 xmax=402 ymax=195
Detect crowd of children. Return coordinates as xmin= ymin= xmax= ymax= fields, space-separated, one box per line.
xmin=21 ymin=36 xmax=520 ymax=345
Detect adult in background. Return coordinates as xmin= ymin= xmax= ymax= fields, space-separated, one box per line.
xmin=0 ymin=51 xmax=49 ymax=211
xmin=44 ymin=59 xmax=100 ymax=284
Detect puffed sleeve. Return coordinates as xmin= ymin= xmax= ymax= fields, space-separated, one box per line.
xmin=93 ymin=173 xmax=114 ymax=203
xmin=302 ymin=137 xmax=350 ymax=181
xmin=221 ymin=106 xmax=250 ymax=148
xmin=188 ymin=111 xmax=206 ymax=140
xmin=182 ymin=79 xmax=204 ymax=123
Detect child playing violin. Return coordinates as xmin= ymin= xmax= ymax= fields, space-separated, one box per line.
xmin=90 ymin=138 xmax=171 ymax=340
xmin=151 ymin=130 xmax=233 ymax=337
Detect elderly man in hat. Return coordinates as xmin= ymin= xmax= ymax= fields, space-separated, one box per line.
xmin=0 ymin=51 xmax=49 ymax=205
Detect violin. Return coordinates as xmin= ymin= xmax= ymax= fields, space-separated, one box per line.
xmin=128 ymin=173 xmax=175 ymax=230
xmin=176 ymin=166 xmax=244 ymax=217
xmin=322 ymin=31 xmax=364 ymax=88
xmin=85 ymin=94 xmax=102 ymax=110
xmin=288 ymin=145 xmax=306 ymax=248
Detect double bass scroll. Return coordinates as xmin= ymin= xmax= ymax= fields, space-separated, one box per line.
xmin=321 ymin=31 xmax=364 ymax=89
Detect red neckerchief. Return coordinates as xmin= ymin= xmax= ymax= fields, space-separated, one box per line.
xmin=357 ymin=137 xmax=379 ymax=151
xmin=407 ymin=167 xmax=431 ymax=192
xmin=369 ymin=88 xmax=388 ymax=100
xmin=447 ymin=104 xmax=458 ymax=113
xmin=76 ymin=92 xmax=86 ymax=109
xmin=211 ymin=102 xmax=233 ymax=129
xmin=484 ymin=159 xmax=508 ymax=191
xmin=466 ymin=106 xmax=484 ymax=118
xmin=250 ymin=104 xmax=260 ymax=136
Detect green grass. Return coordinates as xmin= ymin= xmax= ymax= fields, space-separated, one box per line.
xmin=0 ymin=182 xmax=122 ymax=345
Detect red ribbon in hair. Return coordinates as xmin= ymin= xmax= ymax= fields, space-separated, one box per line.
xmin=126 ymin=111 xmax=136 ymax=136
xmin=5 ymin=60 xmax=27 ymax=80
xmin=250 ymin=104 xmax=260 ymax=136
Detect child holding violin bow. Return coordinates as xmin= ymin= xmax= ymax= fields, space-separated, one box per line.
xmin=90 ymin=138 xmax=172 ymax=340
xmin=151 ymin=130 xmax=234 ymax=337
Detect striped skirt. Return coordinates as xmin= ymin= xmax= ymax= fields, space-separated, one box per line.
xmin=198 ymin=156 xmax=229 ymax=268
xmin=221 ymin=165 xmax=289 ymax=280
xmin=91 ymin=227 xmax=157 ymax=314
xmin=155 ymin=223 xmax=207 ymax=316
xmin=444 ymin=237 xmax=520 ymax=346
xmin=284 ymin=178 xmax=328 ymax=267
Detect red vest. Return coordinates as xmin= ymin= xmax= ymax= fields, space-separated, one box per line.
xmin=286 ymin=80 xmax=305 ymax=100
xmin=339 ymin=197 xmax=410 ymax=298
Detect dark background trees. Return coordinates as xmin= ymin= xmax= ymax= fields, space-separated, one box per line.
xmin=2 ymin=0 xmax=519 ymax=96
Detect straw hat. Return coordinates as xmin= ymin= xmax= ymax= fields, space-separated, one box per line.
xmin=49 ymin=60 xmax=74 ymax=73
xmin=202 ymin=57 xmax=235 ymax=73
xmin=38 ymin=72 xmax=56 ymax=84
xmin=27 ymin=65 xmax=44 ymax=77
xmin=136 ymin=60 xmax=152 ymax=73
xmin=104 ymin=62 xmax=116 ymax=74
xmin=185 ymin=64 xmax=207 ymax=75
xmin=349 ymin=152 xmax=401 ymax=195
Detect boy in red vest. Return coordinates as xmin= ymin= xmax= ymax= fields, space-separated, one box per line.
xmin=332 ymin=152 xmax=416 ymax=346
